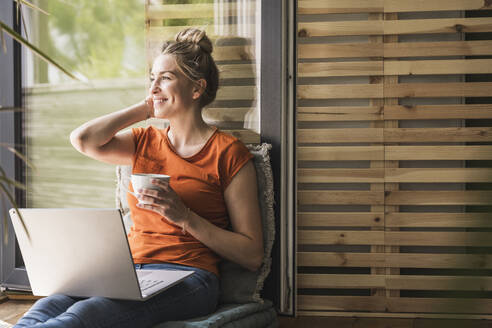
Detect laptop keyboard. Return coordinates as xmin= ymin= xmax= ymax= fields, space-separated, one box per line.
xmin=139 ymin=279 xmax=164 ymax=292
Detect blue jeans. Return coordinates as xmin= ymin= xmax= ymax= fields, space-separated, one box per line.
xmin=14 ymin=263 xmax=219 ymax=328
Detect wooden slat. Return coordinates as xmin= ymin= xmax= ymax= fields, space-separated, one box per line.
xmin=298 ymin=84 xmax=383 ymax=99
xmin=385 ymin=231 xmax=492 ymax=247
xmin=148 ymin=25 xmax=255 ymax=41
xmin=298 ymin=252 xmax=492 ymax=269
xmin=385 ymin=59 xmax=492 ymax=75
xmin=385 ymin=168 xmax=492 ymax=183
xmin=386 ymin=213 xmax=492 ymax=228
xmin=386 ymin=275 xmax=492 ymax=291
xmin=388 ymin=298 xmax=492 ymax=314
xmin=298 ymin=0 xmax=384 ymax=14
xmin=384 ymin=104 xmax=492 ymax=120
xmin=298 ymin=274 xmax=385 ymax=289
xmin=202 ymin=107 xmax=251 ymax=123
xmin=298 ymin=18 xmax=492 ymax=37
xmin=218 ymin=64 xmax=255 ymax=79
xmin=384 ymin=40 xmax=492 ymax=58
xmin=298 ymin=168 xmax=384 ymax=183
xmin=221 ymin=129 xmax=259 ymax=144
xmin=147 ymin=3 xmax=254 ymax=20
xmin=298 ymin=0 xmax=492 ymax=14
xmin=384 ymin=82 xmax=492 ymax=98
xmin=298 ymin=212 xmax=384 ymax=227
xmin=296 ymin=311 xmax=492 ymax=319
xmin=297 ymin=106 xmax=383 ymax=121
xmin=385 ymin=128 xmax=492 ymax=143
xmin=298 ymin=230 xmax=385 ymax=245
xmin=384 ymin=0 xmax=492 ymax=12
xmin=216 ymin=86 xmax=255 ymax=100
xmin=298 ymin=274 xmax=492 ymax=291
xmin=386 ymin=146 xmax=492 ymax=160
xmin=298 ymin=61 xmax=383 ymax=77
xmin=214 ymin=45 xmax=255 ymax=61
xmin=297 ymin=128 xmax=383 ymax=143
xmin=299 ymin=296 xmax=492 ymax=314
xmin=298 ymin=21 xmax=384 ymax=37
xmin=385 ymin=191 xmax=492 ymax=205
xmin=298 ymin=146 xmax=384 ymax=160
xmin=298 ymin=43 xmax=383 ymax=59
xmin=298 ymin=295 xmax=386 ymax=311
xmin=299 ymin=191 xmax=385 ymax=205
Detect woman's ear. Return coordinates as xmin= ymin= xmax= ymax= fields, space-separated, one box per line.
xmin=192 ymin=79 xmax=207 ymax=100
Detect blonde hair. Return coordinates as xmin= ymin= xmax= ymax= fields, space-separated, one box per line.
xmin=161 ymin=28 xmax=219 ymax=108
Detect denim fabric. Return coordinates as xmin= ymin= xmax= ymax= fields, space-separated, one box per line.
xmin=14 ymin=263 xmax=219 ymax=328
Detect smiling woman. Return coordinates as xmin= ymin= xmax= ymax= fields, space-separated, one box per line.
xmin=15 ymin=28 xmax=264 ymax=328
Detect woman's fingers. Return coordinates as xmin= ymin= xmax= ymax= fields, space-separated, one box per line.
xmin=151 ymin=179 xmax=170 ymax=190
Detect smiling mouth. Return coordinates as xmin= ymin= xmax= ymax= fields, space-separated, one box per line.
xmin=154 ymin=98 xmax=168 ymax=104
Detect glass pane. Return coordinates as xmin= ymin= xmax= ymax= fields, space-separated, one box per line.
xmin=23 ymin=1 xmax=146 ymax=208
xmin=145 ymin=0 xmax=261 ymax=143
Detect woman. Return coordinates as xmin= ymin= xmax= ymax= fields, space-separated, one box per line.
xmin=14 ymin=28 xmax=263 ymax=328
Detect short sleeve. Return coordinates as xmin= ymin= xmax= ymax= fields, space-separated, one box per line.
xmin=131 ymin=127 xmax=147 ymax=166
xmin=219 ymin=140 xmax=254 ymax=191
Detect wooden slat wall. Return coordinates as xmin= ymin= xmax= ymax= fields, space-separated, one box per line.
xmin=145 ymin=0 xmax=260 ymax=144
xmin=296 ymin=0 xmax=492 ymax=318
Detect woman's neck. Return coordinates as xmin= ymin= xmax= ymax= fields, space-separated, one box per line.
xmin=167 ymin=113 xmax=215 ymax=151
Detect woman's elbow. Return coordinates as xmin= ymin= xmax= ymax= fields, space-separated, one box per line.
xmin=247 ymin=251 xmax=264 ymax=272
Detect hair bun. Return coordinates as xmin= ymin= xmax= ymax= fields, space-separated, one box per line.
xmin=175 ymin=28 xmax=213 ymax=54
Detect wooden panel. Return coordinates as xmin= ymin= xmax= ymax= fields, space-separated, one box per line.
xmin=385 ymin=168 xmax=492 ymax=183
xmin=298 ymin=212 xmax=384 ymax=227
xmin=298 ymin=0 xmax=492 ymax=14
xmin=388 ymin=298 xmax=492 ymax=314
xmin=298 ymin=18 xmax=492 ymax=37
xmin=298 ymin=21 xmax=384 ymax=37
xmin=386 ymin=275 xmax=492 ymax=291
xmin=147 ymin=3 xmax=254 ymax=20
xmin=299 ymin=274 xmax=492 ymax=291
xmin=297 ymin=106 xmax=384 ymax=121
xmin=298 ymin=146 xmax=384 ymax=160
xmin=298 ymin=295 xmax=386 ymax=311
xmin=216 ymin=86 xmax=255 ymax=100
xmin=298 ymin=230 xmax=385 ymax=245
xmin=384 ymin=83 xmax=492 ymax=98
xmin=298 ymin=168 xmax=384 ymax=183
xmin=148 ymin=25 xmax=254 ymax=41
xmin=384 ymin=104 xmax=492 ymax=120
xmin=298 ymin=84 xmax=383 ymax=99
xmin=298 ymin=252 xmax=492 ymax=269
xmin=221 ymin=129 xmax=259 ymax=144
xmin=384 ymin=40 xmax=492 ymax=58
xmin=299 ymin=191 xmax=385 ymax=205
xmin=383 ymin=18 xmax=492 ymax=35
xmin=297 ymin=128 xmax=383 ymax=143
xmin=298 ymin=61 xmax=383 ymax=77
xmin=298 ymin=43 xmax=383 ymax=59
xmin=218 ymin=64 xmax=256 ymax=79
xmin=298 ymin=0 xmax=384 ymax=14
xmin=298 ymin=274 xmax=385 ymax=289
xmin=386 ymin=146 xmax=492 ymax=160
xmin=385 ymin=59 xmax=492 ymax=75
xmin=385 ymin=191 xmax=492 ymax=205
xmin=384 ymin=128 xmax=492 ymax=143
xmin=385 ymin=231 xmax=492 ymax=247
xmin=202 ymin=107 xmax=251 ymax=123
xmin=299 ymin=296 xmax=492 ymax=314
xmin=386 ymin=213 xmax=492 ymax=228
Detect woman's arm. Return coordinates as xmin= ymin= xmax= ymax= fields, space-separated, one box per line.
xmin=70 ymin=100 xmax=152 ymax=165
xmin=137 ymin=160 xmax=264 ymax=272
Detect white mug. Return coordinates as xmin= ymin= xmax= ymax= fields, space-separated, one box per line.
xmin=129 ymin=173 xmax=170 ymax=204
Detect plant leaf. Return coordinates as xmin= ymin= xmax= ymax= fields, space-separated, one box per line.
xmin=0 ymin=20 xmax=80 ymax=81
xmin=0 ymin=176 xmax=26 ymax=191
xmin=14 ymin=0 xmax=50 ymax=16
xmin=1 ymin=29 xmax=6 ymax=53
xmin=0 ymin=182 xmax=30 ymax=244
xmin=0 ymin=143 xmax=36 ymax=172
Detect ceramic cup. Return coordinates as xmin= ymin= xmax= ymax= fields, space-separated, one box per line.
xmin=130 ymin=173 xmax=170 ymax=204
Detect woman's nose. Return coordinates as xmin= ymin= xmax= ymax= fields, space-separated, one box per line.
xmin=150 ymin=80 xmax=160 ymax=93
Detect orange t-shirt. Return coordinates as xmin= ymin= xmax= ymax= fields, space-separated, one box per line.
xmin=127 ymin=125 xmax=253 ymax=276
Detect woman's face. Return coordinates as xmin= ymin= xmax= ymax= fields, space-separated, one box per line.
xmin=149 ymin=54 xmax=198 ymax=119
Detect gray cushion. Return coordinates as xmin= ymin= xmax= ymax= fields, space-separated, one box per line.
xmin=115 ymin=143 xmax=275 ymax=304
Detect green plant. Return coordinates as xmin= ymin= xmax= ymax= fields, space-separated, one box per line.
xmin=0 ymin=0 xmax=79 ymax=245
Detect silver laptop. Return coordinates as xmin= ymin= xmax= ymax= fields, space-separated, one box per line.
xmin=9 ymin=208 xmax=194 ymax=301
